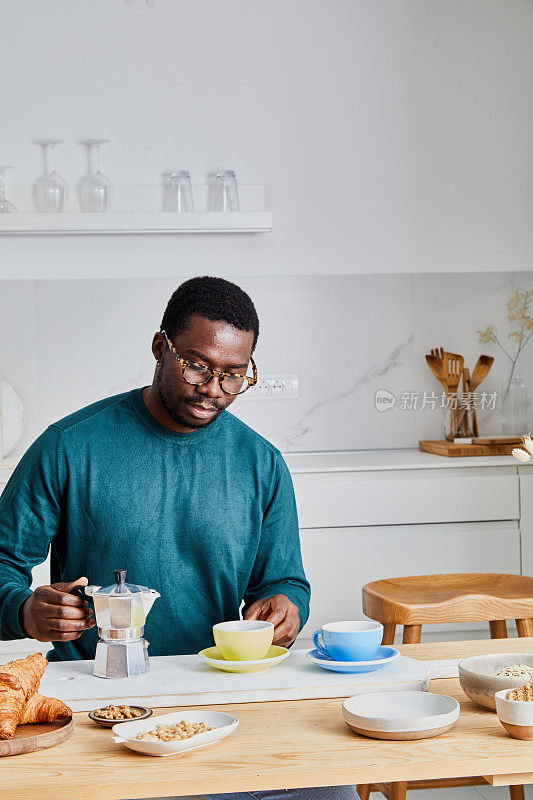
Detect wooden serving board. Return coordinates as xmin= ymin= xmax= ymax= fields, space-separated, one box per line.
xmin=0 ymin=716 xmax=74 ymax=757
xmin=419 ymin=439 xmax=518 ymax=457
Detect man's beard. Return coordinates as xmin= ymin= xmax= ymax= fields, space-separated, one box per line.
xmin=156 ymin=372 xmax=223 ymax=430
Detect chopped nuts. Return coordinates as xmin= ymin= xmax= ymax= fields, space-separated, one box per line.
xmin=93 ymin=704 xmax=144 ymax=720
xmin=497 ymin=664 xmax=533 ymax=678
xmin=508 ymin=684 xmax=533 ymax=702
xmin=136 ymin=719 xmax=212 ymax=742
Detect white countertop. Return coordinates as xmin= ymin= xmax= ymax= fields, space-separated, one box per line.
xmin=283 ymin=448 xmax=519 ymax=473
xmin=0 ymin=448 xmax=524 ymax=481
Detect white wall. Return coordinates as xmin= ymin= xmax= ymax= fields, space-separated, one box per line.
xmin=0 ymin=0 xmax=533 ymax=278
xmin=1 ymin=1 xmax=532 ymax=455
xmin=1 ymin=270 xmax=532 ymax=457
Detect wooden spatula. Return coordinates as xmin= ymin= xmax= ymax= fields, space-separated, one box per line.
xmin=425 ymin=354 xmax=449 ymax=393
xmin=430 ymin=347 xmax=444 ymax=361
xmin=442 ymin=352 xmax=464 ymax=439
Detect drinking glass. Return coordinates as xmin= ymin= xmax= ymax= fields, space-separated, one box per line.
xmin=214 ymin=170 xmax=240 ymax=212
xmin=502 ymin=375 xmax=528 ymax=435
xmin=34 ymin=139 xmax=68 ymax=212
xmin=0 ymin=167 xmax=17 ymax=212
xmin=167 ymin=171 xmax=194 ymax=212
xmin=79 ymin=139 xmax=112 ymax=212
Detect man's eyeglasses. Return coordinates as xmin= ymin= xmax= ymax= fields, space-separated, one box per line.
xmin=161 ymin=330 xmax=258 ymax=396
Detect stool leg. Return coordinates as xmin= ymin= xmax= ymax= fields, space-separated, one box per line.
xmin=516 ymin=618 xmax=533 ymax=637
xmin=509 ymin=786 xmax=525 ymax=800
xmin=489 ymin=620 xmax=508 ymax=639
xmin=389 ymin=783 xmax=407 ymax=800
xmin=382 ymin=624 xmax=396 ymax=645
xmin=356 ymin=785 xmax=372 ymax=800
xmin=402 ymin=625 xmax=422 ymax=644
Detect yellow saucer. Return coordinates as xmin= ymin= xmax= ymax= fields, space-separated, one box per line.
xmin=198 ymin=645 xmax=289 ymax=673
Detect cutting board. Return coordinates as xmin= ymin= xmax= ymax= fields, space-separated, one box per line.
xmin=419 ymin=439 xmax=518 ymax=457
xmin=38 ymin=650 xmax=459 ymax=712
xmin=0 ymin=717 xmax=74 ymax=757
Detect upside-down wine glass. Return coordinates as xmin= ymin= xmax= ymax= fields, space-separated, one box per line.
xmin=34 ymin=139 xmax=68 ymax=212
xmin=79 ymin=139 xmax=112 ymax=212
xmin=0 ymin=167 xmax=17 ymax=212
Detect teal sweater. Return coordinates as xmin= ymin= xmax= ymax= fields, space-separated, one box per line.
xmin=0 ymin=390 xmax=310 ymax=661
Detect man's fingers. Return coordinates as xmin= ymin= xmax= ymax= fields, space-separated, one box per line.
xmin=37 ymin=586 xmax=86 ymax=608
xmin=41 ymin=602 xmax=92 ymax=620
xmin=49 ymin=631 xmax=86 ymax=642
xmin=243 ymin=602 xmax=263 ymax=620
xmin=272 ymin=616 xmax=295 ymax=641
xmin=47 ymin=617 xmax=95 ymax=632
xmin=262 ymin=606 xmax=286 ymax=626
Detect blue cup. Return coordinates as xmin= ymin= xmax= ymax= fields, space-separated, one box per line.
xmin=312 ymin=620 xmax=383 ymax=662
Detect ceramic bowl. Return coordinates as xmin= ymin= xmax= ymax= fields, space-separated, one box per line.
xmin=89 ymin=705 xmax=152 ymax=727
xmin=111 ymin=709 xmax=239 ymax=756
xmin=459 ymin=653 xmax=533 ymax=711
xmin=342 ymin=690 xmax=460 ymax=740
xmin=495 ymin=688 xmax=533 ymax=739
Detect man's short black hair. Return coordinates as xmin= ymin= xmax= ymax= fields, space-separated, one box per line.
xmin=161 ymin=276 xmax=260 ymax=352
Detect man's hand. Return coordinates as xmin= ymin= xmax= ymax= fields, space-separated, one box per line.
xmin=243 ymin=594 xmax=300 ymax=646
xmin=21 ymin=576 xmax=96 ymax=643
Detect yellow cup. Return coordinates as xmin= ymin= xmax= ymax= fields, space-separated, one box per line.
xmin=213 ymin=620 xmax=274 ymax=661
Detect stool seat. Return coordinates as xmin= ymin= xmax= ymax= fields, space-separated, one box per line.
xmin=363 ymin=573 xmax=533 ymax=625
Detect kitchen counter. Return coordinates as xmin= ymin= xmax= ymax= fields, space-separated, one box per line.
xmin=0 ymin=448 xmax=525 ymax=483
xmin=284 ymin=448 xmax=519 ymax=473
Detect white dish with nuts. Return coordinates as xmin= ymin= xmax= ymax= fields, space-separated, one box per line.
xmin=111 ymin=709 xmax=239 ymax=756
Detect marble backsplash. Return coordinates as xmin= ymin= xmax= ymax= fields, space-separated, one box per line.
xmin=1 ymin=271 xmax=532 ymax=457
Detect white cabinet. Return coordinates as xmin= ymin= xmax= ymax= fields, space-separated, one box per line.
xmin=299 ymin=521 xmax=521 ymax=638
xmin=292 ymin=467 xmax=519 ymax=529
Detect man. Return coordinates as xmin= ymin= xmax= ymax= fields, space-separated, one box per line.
xmin=0 ymin=276 xmax=356 ymax=800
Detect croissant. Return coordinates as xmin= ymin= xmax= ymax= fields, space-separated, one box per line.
xmin=20 ymin=692 xmax=72 ymax=725
xmin=0 ymin=654 xmax=47 ymax=740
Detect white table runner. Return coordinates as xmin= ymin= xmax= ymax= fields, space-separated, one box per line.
xmin=36 ymin=649 xmax=457 ymax=711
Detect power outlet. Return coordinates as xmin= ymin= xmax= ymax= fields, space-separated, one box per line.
xmin=246 ymin=374 xmax=299 ymax=400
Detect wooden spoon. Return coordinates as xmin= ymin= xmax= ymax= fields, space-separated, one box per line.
xmin=469 ymin=355 xmax=494 ymax=438
xmin=470 ymin=355 xmax=494 ymax=391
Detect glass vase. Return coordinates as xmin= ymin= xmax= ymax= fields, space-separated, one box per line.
xmin=501 ymin=375 xmax=528 ymax=435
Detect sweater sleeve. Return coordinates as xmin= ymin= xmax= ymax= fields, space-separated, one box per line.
xmin=243 ymin=453 xmax=311 ymax=632
xmin=0 ymin=425 xmax=64 ymax=640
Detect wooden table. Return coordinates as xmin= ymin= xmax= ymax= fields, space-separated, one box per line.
xmin=4 ymin=639 xmax=533 ymax=800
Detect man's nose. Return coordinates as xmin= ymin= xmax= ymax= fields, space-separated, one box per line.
xmin=195 ymin=374 xmax=224 ymax=399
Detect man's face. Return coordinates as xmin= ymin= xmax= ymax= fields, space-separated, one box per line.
xmin=154 ymin=314 xmax=255 ymax=430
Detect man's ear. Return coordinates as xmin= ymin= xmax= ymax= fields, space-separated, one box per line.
xmin=152 ymin=332 xmax=165 ymax=362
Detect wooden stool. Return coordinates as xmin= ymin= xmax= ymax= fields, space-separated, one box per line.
xmin=356 ymin=573 xmax=533 ymax=800
xmin=363 ymin=573 xmax=533 ymax=645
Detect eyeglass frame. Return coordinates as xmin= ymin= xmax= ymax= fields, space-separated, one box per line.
xmin=161 ymin=329 xmax=258 ymax=395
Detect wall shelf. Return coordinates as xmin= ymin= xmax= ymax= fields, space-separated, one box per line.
xmin=0 ymin=184 xmax=272 ymax=235
xmin=0 ymin=211 xmax=272 ymax=235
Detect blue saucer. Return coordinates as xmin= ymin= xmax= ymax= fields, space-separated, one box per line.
xmin=306 ymin=645 xmax=399 ymax=673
